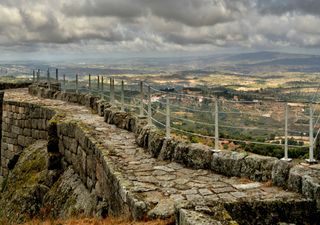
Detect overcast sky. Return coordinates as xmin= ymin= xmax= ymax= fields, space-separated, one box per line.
xmin=1 ymin=0 xmax=320 ymax=60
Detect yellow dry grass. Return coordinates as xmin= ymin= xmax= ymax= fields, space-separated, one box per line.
xmin=19 ymin=218 xmax=174 ymax=225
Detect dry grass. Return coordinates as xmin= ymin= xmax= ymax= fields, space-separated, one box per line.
xmin=20 ymin=217 xmax=174 ymax=225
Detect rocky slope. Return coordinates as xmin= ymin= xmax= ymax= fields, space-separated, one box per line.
xmin=0 ymin=140 xmax=102 ymax=224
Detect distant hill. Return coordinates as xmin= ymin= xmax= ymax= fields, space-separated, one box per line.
xmin=217 ymin=51 xmax=310 ymax=62
xmin=2 ymin=51 xmax=319 ymax=75
xmin=197 ymin=51 xmax=320 ymax=73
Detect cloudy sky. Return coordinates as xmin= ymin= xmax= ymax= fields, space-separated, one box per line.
xmin=1 ymin=0 xmax=320 ymax=60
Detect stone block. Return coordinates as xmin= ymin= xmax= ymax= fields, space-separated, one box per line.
xmin=135 ymin=125 xmax=150 ymax=148
xmin=24 ymin=119 xmax=32 ymax=128
xmin=159 ymin=138 xmax=178 ymax=161
xmin=11 ymin=125 xmax=21 ymax=134
xmin=23 ymin=128 xmax=32 ymax=136
xmin=79 ymin=146 xmax=87 ymax=182
xmin=75 ymin=125 xmax=87 ymax=148
xmin=16 ymin=113 xmax=23 ymax=120
xmin=18 ymin=106 xmax=25 ymax=114
xmin=211 ymin=150 xmax=247 ymax=177
xmin=8 ymin=144 xmax=14 ymax=152
xmin=272 ymin=160 xmax=293 ymax=188
xmin=32 ymin=129 xmax=40 ymax=139
xmin=30 ymin=107 xmax=40 ymax=118
xmin=240 ymin=154 xmax=277 ymax=182
xmin=87 ymin=155 xmax=96 ymax=182
xmin=147 ymin=127 xmax=165 ymax=158
xmin=3 ymin=131 xmax=10 ymax=138
xmin=173 ymin=143 xmax=213 ymax=169
xmin=1 ymin=143 xmax=8 ymax=151
xmin=11 ymin=105 xmax=16 ymax=113
xmin=64 ymin=148 xmax=72 ymax=164
xmin=178 ymin=208 xmax=224 ymax=225
xmin=31 ymin=119 xmax=38 ymax=129
xmin=17 ymin=135 xmax=26 ymax=146
xmin=59 ymin=122 xmax=76 ymax=138
xmin=39 ymin=130 xmax=47 ymax=140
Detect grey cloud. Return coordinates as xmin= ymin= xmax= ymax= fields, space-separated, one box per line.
xmin=0 ymin=0 xmax=320 ymax=54
xmin=62 ymin=0 xmax=144 ymax=18
xmin=62 ymin=0 xmax=241 ymax=27
xmin=138 ymin=0 xmax=236 ymax=27
xmin=256 ymin=0 xmax=320 ymax=15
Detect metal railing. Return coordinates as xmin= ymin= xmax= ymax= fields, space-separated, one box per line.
xmin=30 ymin=68 xmax=320 ymax=163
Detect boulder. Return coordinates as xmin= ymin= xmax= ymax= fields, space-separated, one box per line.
xmin=174 ymin=143 xmax=213 ymax=169
xmin=159 ymin=138 xmax=178 ymax=161
xmin=211 ymin=151 xmax=247 ymax=177
xmin=147 ymin=127 xmax=165 ymax=158
xmin=272 ymin=160 xmax=293 ymax=188
xmin=240 ymin=154 xmax=278 ymax=182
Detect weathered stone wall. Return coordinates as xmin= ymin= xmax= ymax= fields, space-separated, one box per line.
xmin=55 ymin=121 xmax=143 ymax=218
xmin=0 ymin=99 xmax=147 ymax=219
xmin=28 ymin=85 xmax=279 ymax=183
xmin=26 ymin=85 xmax=320 ymax=212
xmin=0 ymin=85 xmax=319 ymax=223
xmin=0 ymin=82 xmax=31 ymax=91
xmin=0 ymin=92 xmax=4 ymax=169
xmin=0 ymin=100 xmax=55 ymax=176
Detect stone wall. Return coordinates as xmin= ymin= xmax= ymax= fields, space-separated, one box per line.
xmin=26 ymin=85 xmax=320 ymax=212
xmin=0 ymin=92 xmax=4 ymax=168
xmin=0 ymin=90 xmax=152 ymax=219
xmin=0 ymin=85 xmax=319 ymax=222
xmin=55 ymin=121 xmax=145 ymax=218
xmin=0 ymin=99 xmax=55 ymax=176
xmin=0 ymin=82 xmax=31 ymax=91
xmin=28 ymin=85 xmax=279 ymax=182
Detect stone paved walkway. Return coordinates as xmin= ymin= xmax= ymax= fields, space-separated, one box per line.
xmin=4 ymin=88 xmax=311 ymax=222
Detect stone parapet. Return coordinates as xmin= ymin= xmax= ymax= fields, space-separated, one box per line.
xmin=0 ymin=99 xmax=55 ymax=175
xmin=25 ymin=85 xmax=320 ymax=221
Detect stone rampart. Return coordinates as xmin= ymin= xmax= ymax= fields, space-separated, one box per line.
xmin=25 ymin=85 xmax=320 ymax=211
xmin=0 ymin=97 xmax=55 ymax=175
xmin=0 ymin=88 xmax=156 ymax=219
xmin=0 ymin=86 xmax=319 ymax=223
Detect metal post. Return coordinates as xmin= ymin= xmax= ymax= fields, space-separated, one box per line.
xmin=56 ymin=68 xmax=59 ymax=81
xmin=110 ymin=78 xmax=115 ymax=104
xmin=37 ymin=69 xmax=40 ymax=83
xmin=282 ymin=103 xmax=291 ymax=161
xmin=109 ymin=77 xmax=112 ymax=103
xmin=307 ymin=104 xmax=317 ymax=163
xmin=97 ymin=75 xmax=100 ymax=91
xmin=166 ymin=95 xmax=171 ymax=139
xmin=139 ymin=81 xmax=144 ymax=117
xmin=47 ymin=68 xmax=51 ymax=89
xmin=148 ymin=85 xmax=152 ymax=125
xmin=32 ymin=70 xmax=35 ymax=83
xmin=214 ymin=99 xmax=220 ymax=152
xmin=101 ymin=76 xmax=104 ymax=92
xmin=121 ymin=80 xmax=125 ymax=112
xmin=76 ymin=74 xmax=79 ymax=94
xmin=88 ymin=74 xmax=91 ymax=94
xmin=63 ymin=74 xmax=66 ymax=93
xmin=101 ymin=76 xmax=104 ymax=99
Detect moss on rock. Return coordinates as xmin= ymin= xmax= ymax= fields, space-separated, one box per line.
xmin=0 ymin=140 xmax=100 ymax=224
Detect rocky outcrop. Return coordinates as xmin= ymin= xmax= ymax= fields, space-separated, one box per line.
xmin=0 ymin=140 xmax=101 ymax=224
